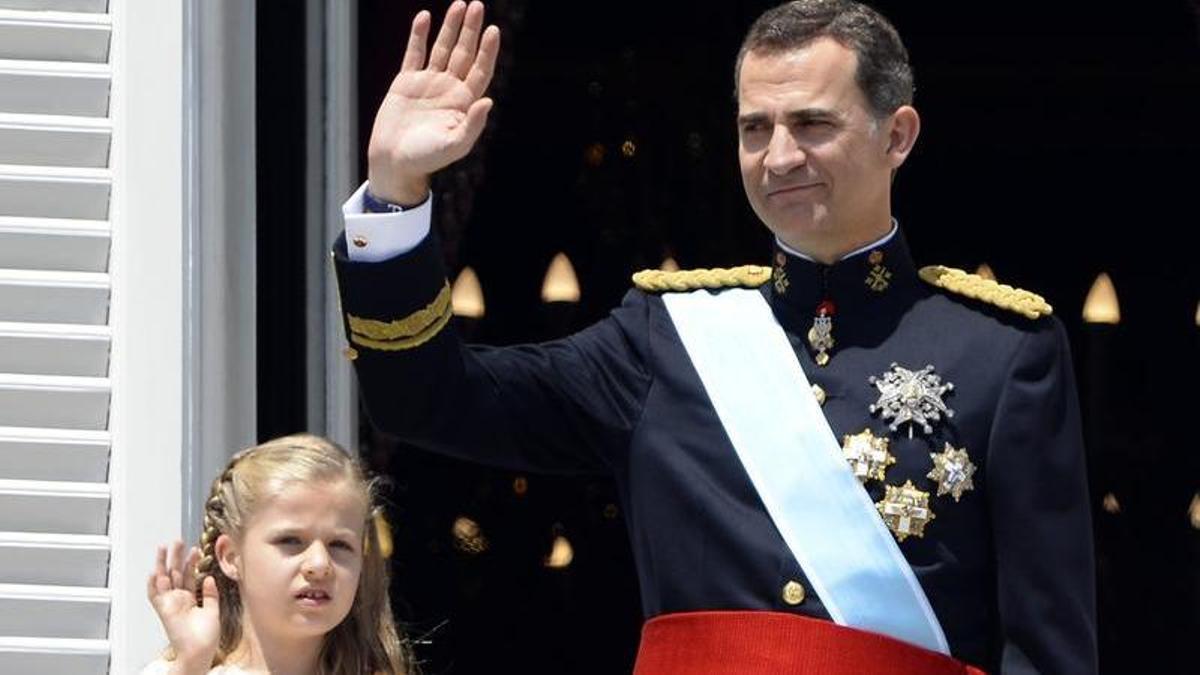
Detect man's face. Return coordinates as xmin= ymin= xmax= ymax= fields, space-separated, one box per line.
xmin=737 ymin=38 xmax=912 ymax=260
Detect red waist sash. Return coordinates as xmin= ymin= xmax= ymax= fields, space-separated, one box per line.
xmin=634 ymin=611 xmax=986 ymax=675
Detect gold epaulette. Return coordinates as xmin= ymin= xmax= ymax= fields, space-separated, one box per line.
xmin=632 ymin=265 xmax=772 ymax=293
xmin=347 ymin=281 xmax=453 ymax=351
xmin=918 ymin=265 xmax=1052 ymax=319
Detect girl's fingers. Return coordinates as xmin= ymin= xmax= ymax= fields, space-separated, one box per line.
xmin=182 ymin=547 xmax=200 ymax=590
xmin=154 ymin=545 xmax=167 ymax=578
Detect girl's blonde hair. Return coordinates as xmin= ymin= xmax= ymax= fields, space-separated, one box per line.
xmin=194 ymin=433 xmax=411 ymax=674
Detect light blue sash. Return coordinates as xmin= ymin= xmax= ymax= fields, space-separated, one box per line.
xmin=662 ymin=287 xmax=949 ymax=654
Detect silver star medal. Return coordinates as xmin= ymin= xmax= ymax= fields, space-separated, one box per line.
xmin=868 ymin=363 xmax=955 ymax=438
xmin=927 ymin=442 xmax=976 ymax=502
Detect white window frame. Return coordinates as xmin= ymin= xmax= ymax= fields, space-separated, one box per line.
xmin=105 ymin=0 xmax=185 ymax=670
xmin=107 ymin=0 xmax=258 ymax=670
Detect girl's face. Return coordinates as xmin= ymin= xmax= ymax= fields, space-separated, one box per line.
xmin=221 ymin=479 xmax=366 ymax=641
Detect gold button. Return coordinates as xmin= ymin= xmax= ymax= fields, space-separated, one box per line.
xmin=342 ymin=346 xmax=359 ymax=361
xmin=782 ymin=580 xmax=806 ymax=606
xmin=811 ymin=384 xmax=826 ymax=405
xmin=351 ymin=235 xmax=369 ymax=248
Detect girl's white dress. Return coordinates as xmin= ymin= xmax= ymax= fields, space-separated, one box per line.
xmin=140 ymin=659 xmax=252 ymax=674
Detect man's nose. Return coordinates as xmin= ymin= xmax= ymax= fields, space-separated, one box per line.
xmin=763 ymin=126 xmax=806 ymax=175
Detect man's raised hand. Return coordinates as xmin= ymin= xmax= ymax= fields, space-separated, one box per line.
xmin=367 ymin=1 xmax=500 ymax=205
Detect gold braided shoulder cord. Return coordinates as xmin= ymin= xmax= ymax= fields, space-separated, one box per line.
xmin=918 ymin=265 xmax=1052 ymax=319
xmin=632 ymin=265 xmax=771 ymax=292
xmin=348 ymin=281 xmax=452 ymax=342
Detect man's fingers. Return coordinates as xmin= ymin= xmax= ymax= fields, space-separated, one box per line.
xmin=449 ymin=97 xmax=493 ymax=156
xmin=464 ymin=24 xmax=500 ymax=98
xmin=400 ymin=10 xmax=431 ymax=73
xmin=428 ymin=1 xmax=467 ymax=71
xmin=447 ymin=1 xmax=485 ymax=79
xmin=154 ymin=545 xmax=167 ymax=579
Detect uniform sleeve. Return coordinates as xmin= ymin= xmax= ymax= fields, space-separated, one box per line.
xmin=986 ymin=318 xmax=1098 ymax=674
xmin=332 ymin=230 xmax=652 ymax=475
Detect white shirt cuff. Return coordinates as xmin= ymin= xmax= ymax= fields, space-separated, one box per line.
xmin=342 ymin=181 xmax=432 ymax=262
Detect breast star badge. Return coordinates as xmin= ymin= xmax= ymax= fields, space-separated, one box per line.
xmin=841 ymin=429 xmax=895 ymax=483
xmin=927 ymin=443 xmax=976 ymax=502
xmin=868 ymin=363 xmax=955 ymax=437
xmin=876 ymin=480 xmax=935 ymax=541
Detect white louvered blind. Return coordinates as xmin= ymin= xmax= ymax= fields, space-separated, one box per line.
xmin=0 ymin=1 xmax=113 ymax=673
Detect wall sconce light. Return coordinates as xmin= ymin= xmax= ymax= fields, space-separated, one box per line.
xmin=541 ymin=252 xmax=581 ymax=303
xmin=1082 ymin=272 xmax=1120 ymax=324
xmin=545 ymin=535 xmax=574 ymax=569
xmin=452 ymin=516 xmax=488 ymax=555
xmin=451 ymin=266 xmax=485 ymax=319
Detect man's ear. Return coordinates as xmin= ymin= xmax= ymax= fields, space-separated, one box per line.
xmin=215 ymin=534 xmax=240 ymax=581
xmin=884 ymin=105 xmax=920 ymax=168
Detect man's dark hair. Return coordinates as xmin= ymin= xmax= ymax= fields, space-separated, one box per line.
xmin=735 ymin=0 xmax=914 ymax=118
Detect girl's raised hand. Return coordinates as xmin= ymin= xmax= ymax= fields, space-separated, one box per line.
xmin=146 ymin=540 xmax=220 ymax=671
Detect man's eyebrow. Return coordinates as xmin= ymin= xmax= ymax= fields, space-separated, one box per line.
xmin=787 ymin=108 xmax=838 ymax=123
xmin=737 ymin=111 xmax=769 ymax=125
xmin=737 ymin=108 xmax=839 ymax=125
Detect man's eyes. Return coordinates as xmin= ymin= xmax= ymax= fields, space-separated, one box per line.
xmin=741 ymin=119 xmax=832 ymax=133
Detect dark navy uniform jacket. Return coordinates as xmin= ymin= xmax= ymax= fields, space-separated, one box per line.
xmin=333 ymin=227 xmax=1097 ymax=675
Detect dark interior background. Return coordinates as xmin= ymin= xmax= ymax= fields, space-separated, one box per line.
xmin=257 ymin=2 xmax=1200 ymax=672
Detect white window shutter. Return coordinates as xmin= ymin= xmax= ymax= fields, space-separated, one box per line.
xmin=0 ymin=1 xmax=113 ymax=673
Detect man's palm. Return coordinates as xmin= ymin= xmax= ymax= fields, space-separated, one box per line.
xmin=367 ymin=1 xmax=500 ymax=203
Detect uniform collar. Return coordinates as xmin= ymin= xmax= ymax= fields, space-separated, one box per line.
xmin=775 ymin=222 xmax=900 ymax=263
xmin=767 ymin=222 xmax=922 ymax=344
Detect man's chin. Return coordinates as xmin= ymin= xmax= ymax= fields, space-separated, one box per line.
xmin=765 ymin=217 xmax=829 ymax=245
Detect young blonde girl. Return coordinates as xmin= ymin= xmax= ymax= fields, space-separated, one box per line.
xmin=143 ymin=434 xmax=412 ymax=674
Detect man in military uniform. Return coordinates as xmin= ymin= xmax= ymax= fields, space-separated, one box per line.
xmin=332 ymin=1 xmax=1096 ymax=672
